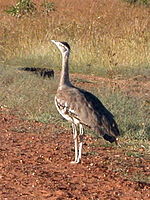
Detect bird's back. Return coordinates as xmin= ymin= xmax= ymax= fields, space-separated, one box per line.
xmin=55 ymin=85 xmax=120 ymax=142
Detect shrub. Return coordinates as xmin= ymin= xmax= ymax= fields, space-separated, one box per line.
xmin=5 ymin=0 xmax=36 ymax=17
xmin=41 ymin=1 xmax=55 ymax=14
xmin=123 ymin=0 xmax=150 ymax=6
xmin=4 ymin=0 xmax=56 ymax=17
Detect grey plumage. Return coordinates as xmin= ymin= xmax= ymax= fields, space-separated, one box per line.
xmin=56 ymin=86 xmax=120 ymax=142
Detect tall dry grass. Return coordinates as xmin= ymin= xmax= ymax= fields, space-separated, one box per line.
xmin=0 ymin=0 xmax=150 ymax=75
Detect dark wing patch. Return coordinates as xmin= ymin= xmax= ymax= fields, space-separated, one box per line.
xmin=78 ymin=88 xmax=114 ymax=118
xmin=78 ymin=88 xmax=120 ymax=137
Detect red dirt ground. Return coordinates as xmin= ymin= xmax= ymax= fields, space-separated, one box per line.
xmin=0 ymin=74 xmax=150 ymax=199
xmin=72 ymin=73 xmax=150 ymax=100
xmin=0 ymin=106 xmax=150 ymax=200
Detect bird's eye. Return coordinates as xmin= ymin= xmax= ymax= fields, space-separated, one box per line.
xmin=62 ymin=46 xmax=67 ymax=51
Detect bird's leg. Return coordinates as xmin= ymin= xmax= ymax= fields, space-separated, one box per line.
xmin=71 ymin=123 xmax=79 ymax=164
xmin=77 ymin=124 xmax=84 ymax=163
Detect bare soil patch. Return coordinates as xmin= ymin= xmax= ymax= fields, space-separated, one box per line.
xmin=72 ymin=73 xmax=150 ymax=100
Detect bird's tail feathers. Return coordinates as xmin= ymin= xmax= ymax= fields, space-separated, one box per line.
xmin=93 ymin=121 xmax=120 ymax=144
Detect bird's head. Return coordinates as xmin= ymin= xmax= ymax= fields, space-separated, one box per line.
xmin=51 ymin=40 xmax=70 ymax=56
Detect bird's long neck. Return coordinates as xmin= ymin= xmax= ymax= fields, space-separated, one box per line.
xmin=59 ymin=52 xmax=72 ymax=87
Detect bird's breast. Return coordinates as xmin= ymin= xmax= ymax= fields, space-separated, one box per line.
xmin=55 ymin=96 xmax=80 ymax=125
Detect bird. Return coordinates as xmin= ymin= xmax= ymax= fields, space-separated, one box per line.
xmin=51 ymin=40 xmax=120 ymax=164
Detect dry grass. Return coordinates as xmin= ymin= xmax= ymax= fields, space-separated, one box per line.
xmin=0 ymin=64 xmax=57 ymax=120
xmin=0 ymin=0 xmax=149 ymax=75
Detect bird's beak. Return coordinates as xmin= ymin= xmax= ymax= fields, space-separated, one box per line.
xmin=51 ymin=40 xmax=57 ymax=45
xmin=51 ymin=40 xmax=60 ymax=49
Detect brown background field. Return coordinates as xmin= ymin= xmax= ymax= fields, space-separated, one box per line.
xmin=0 ymin=0 xmax=150 ymax=67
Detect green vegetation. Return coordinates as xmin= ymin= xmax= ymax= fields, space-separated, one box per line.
xmin=123 ymin=0 xmax=150 ymax=6
xmin=41 ymin=1 xmax=55 ymax=13
xmin=0 ymin=0 xmax=149 ymax=152
xmin=0 ymin=64 xmax=149 ymax=148
xmin=4 ymin=0 xmax=55 ymax=17
xmin=4 ymin=0 xmax=36 ymax=17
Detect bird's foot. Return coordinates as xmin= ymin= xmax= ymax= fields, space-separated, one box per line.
xmin=70 ymin=160 xmax=81 ymax=164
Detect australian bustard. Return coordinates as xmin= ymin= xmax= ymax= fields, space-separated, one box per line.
xmin=51 ymin=40 xmax=120 ymax=164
